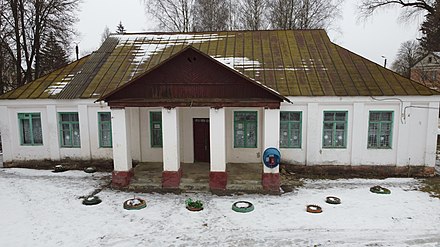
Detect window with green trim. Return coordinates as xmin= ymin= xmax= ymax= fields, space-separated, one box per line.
xmin=18 ymin=113 xmax=43 ymax=145
xmin=368 ymin=111 xmax=393 ymax=149
xmin=323 ymin=111 xmax=347 ymax=148
xmin=59 ymin=112 xmax=80 ymax=148
xmin=280 ymin=111 xmax=302 ymax=148
xmin=98 ymin=112 xmax=112 ymax=148
xmin=150 ymin=111 xmax=162 ymax=147
xmin=234 ymin=111 xmax=257 ymax=148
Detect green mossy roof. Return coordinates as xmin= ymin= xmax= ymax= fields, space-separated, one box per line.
xmin=1 ymin=29 xmax=438 ymax=100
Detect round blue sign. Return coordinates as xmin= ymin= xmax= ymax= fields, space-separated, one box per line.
xmin=262 ymin=147 xmax=281 ymax=168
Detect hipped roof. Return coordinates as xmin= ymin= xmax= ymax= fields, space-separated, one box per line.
xmin=1 ymin=29 xmax=438 ymax=100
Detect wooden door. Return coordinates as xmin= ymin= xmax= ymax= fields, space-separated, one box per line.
xmin=193 ymin=118 xmax=210 ymax=162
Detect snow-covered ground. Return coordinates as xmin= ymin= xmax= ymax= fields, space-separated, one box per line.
xmin=1 ymin=168 xmax=440 ymax=247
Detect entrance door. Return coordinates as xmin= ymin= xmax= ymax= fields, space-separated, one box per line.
xmin=193 ymin=118 xmax=210 ymax=162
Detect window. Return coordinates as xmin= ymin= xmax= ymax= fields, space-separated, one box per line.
xmin=368 ymin=111 xmax=393 ymax=149
xmin=322 ymin=111 xmax=347 ymax=148
xmin=150 ymin=111 xmax=162 ymax=148
xmin=280 ymin=111 xmax=302 ymax=148
xmin=18 ymin=113 xmax=43 ymax=145
xmin=98 ymin=112 xmax=112 ymax=148
xmin=234 ymin=111 xmax=257 ymax=148
xmin=59 ymin=113 xmax=80 ymax=148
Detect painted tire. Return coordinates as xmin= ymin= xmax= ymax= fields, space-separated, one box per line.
xmin=370 ymin=185 xmax=391 ymax=194
xmin=52 ymin=165 xmax=67 ymax=173
xmin=306 ymin=204 xmax=322 ymax=213
xmin=123 ymin=198 xmax=146 ymax=210
xmin=232 ymin=201 xmax=254 ymax=213
xmin=84 ymin=167 xmax=97 ymax=173
xmin=82 ymin=196 xmax=102 ymax=206
xmin=326 ymin=196 xmax=341 ymax=204
xmin=186 ymin=206 xmax=203 ymax=211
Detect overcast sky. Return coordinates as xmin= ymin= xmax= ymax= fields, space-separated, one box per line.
xmin=74 ymin=0 xmax=423 ymax=66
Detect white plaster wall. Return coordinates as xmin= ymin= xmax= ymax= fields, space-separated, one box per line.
xmin=3 ymin=106 xmax=50 ymax=161
xmin=0 ymin=99 xmax=114 ymax=162
xmin=280 ymin=96 xmax=440 ymax=167
xmin=225 ymin=107 xmax=262 ymax=163
xmin=87 ymin=106 xmax=113 ymax=160
xmin=278 ymin=104 xmax=307 ymax=164
xmin=128 ymin=107 xmax=141 ymax=162
xmin=180 ymin=107 xmax=209 ymax=163
xmin=140 ymin=108 xmax=163 ymax=162
xmin=1 ymin=95 xmax=439 ymax=168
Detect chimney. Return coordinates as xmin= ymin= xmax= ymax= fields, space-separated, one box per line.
xmin=75 ymin=45 xmax=79 ymax=60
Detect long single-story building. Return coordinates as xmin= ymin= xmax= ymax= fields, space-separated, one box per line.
xmin=0 ymin=30 xmax=439 ymax=192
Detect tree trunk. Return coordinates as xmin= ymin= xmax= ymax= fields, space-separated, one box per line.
xmin=10 ymin=0 xmax=22 ymax=87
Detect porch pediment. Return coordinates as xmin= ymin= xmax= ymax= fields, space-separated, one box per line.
xmin=99 ymin=46 xmax=287 ymax=108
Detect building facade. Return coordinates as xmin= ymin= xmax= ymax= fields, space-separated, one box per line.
xmin=1 ymin=30 xmax=439 ymax=191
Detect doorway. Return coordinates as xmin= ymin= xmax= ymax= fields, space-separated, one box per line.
xmin=193 ymin=118 xmax=210 ymax=162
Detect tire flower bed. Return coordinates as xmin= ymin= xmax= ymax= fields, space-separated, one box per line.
xmin=370 ymin=185 xmax=391 ymax=194
xmin=84 ymin=167 xmax=96 ymax=173
xmin=123 ymin=197 xmax=146 ymax=210
xmin=306 ymin=204 xmax=322 ymax=213
xmin=232 ymin=201 xmax=254 ymax=213
xmin=52 ymin=165 xmax=67 ymax=173
xmin=185 ymin=198 xmax=203 ymax=211
xmin=326 ymin=196 xmax=341 ymax=204
xmin=82 ymin=196 xmax=102 ymax=206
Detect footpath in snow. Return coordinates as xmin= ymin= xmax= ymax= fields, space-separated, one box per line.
xmin=0 ymin=168 xmax=439 ymax=247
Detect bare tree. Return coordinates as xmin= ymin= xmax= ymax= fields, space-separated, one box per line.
xmin=267 ymin=0 xmax=342 ymax=30
xmin=192 ymin=0 xmax=230 ymax=31
xmin=0 ymin=0 xmax=79 ymax=88
xmin=359 ymin=0 xmax=435 ymax=20
xmin=144 ymin=0 xmax=194 ymax=32
xmin=391 ymin=40 xmax=425 ymax=78
xmin=359 ymin=1 xmax=438 ymax=52
xmin=237 ymin=0 xmax=267 ymax=30
xmin=101 ymin=26 xmax=111 ymax=44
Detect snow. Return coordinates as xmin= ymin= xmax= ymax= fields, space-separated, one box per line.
xmin=114 ymin=33 xmax=229 ymax=80
xmin=1 ymin=168 xmax=440 ymax=246
xmin=44 ymin=74 xmax=75 ymax=95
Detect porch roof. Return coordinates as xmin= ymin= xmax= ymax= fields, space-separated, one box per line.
xmin=99 ymin=46 xmax=288 ymax=109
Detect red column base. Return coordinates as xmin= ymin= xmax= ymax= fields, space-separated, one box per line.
xmin=112 ymin=169 xmax=134 ymax=188
xmin=262 ymin=173 xmax=280 ymax=192
xmin=209 ymin=171 xmax=228 ymax=190
xmin=162 ymin=168 xmax=182 ymax=189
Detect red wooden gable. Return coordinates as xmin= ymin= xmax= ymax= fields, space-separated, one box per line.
xmin=100 ymin=46 xmax=287 ymax=109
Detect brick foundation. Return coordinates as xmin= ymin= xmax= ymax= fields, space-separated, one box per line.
xmin=209 ymin=171 xmax=228 ymax=190
xmin=281 ymin=164 xmax=436 ymax=178
xmin=262 ymin=173 xmax=280 ymax=192
xmin=162 ymin=168 xmax=182 ymax=188
xmin=112 ymin=169 xmax=134 ymax=188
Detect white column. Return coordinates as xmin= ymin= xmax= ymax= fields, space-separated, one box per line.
xmin=424 ymin=101 xmax=439 ymax=167
xmin=46 ymin=105 xmax=60 ymax=161
xmin=396 ymin=102 xmax=411 ymax=166
xmin=129 ymin=107 xmax=141 ymax=162
xmin=263 ymin=108 xmax=280 ymax=173
xmin=78 ymin=105 xmax=91 ymax=160
xmin=210 ymin=108 xmax=226 ymax=172
xmin=306 ymin=103 xmax=320 ymax=165
xmin=0 ymin=106 xmax=12 ymax=162
xmin=111 ymin=108 xmax=132 ymax=171
xmin=162 ymin=107 xmax=180 ymax=171
xmin=351 ymin=103 xmax=365 ymax=165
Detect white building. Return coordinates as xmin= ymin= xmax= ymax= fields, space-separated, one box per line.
xmin=1 ymin=30 xmax=439 ymax=192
